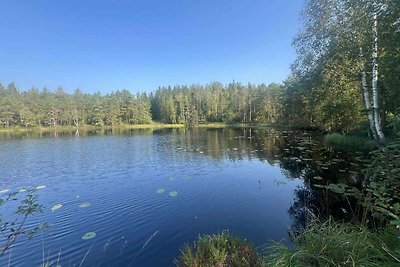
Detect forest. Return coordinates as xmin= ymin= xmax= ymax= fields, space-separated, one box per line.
xmin=1 ymin=0 xmax=400 ymax=265
xmin=1 ymin=1 xmax=399 ymax=142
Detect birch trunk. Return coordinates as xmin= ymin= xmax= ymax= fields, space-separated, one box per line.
xmin=359 ymin=47 xmax=377 ymax=140
xmin=371 ymin=3 xmax=386 ymax=145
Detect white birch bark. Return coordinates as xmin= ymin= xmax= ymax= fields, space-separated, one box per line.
xmin=371 ymin=2 xmax=386 ymax=144
xmin=359 ymin=47 xmax=377 ymax=139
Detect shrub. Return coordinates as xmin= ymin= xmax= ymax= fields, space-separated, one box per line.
xmin=175 ymin=231 xmax=262 ymax=267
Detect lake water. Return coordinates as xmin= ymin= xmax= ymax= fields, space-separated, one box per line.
xmin=0 ymin=127 xmax=360 ymax=266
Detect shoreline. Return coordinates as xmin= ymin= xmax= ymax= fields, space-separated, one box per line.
xmin=0 ymin=123 xmax=277 ymax=133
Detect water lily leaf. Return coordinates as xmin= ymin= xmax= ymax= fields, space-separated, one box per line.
xmin=79 ymin=202 xmax=91 ymax=208
xmin=169 ymin=191 xmax=178 ymax=197
xmin=183 ymin=175 xmax=192 ymax=180
xmin=82 ymin=232 xmax=96 ymax=240
xmin=0 ymin=189 xmax=9 ymax=194
xmin=313 ymin=176 xmax=323 ymax=180
xmin=36 ymin=185 xmax=46 ymax=190
xmin=168 ymin=176 xmax=176 ymax=182
xmin=156 ymin=188 xmax=165 ymax=194
xmin=51 ymin=204 xmax=63 ymax=212
xmin=19 ymin=188 xmax=27 ymax=193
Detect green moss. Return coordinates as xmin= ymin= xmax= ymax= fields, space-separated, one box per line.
xmin=175 ymin=231 xmax=262 ymax=267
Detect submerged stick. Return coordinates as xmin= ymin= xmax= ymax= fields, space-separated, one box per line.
xmin=127 ymin=230 xmax=159 ymax=266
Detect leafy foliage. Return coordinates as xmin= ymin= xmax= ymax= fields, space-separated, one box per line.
xmin=0 ymin=188 xmax=47 ymax=256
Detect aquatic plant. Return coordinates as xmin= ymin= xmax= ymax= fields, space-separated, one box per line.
xmin=324 ymin=133 xmax=376 ymax=152
xmin=82 ymin=232 xmax=96 ymax=240
xmin=156 ymin=188 xmax=166 ymax=194
xmin=169 ymin=191 xmax=178 ymax=197
xmin=266 ymin=219 xmax=400 ymax=267
xmin=51 ymin=203 xmax=63 ymax=212
xmin=79 ymin=202 xmax=91 ymax=208
xmin=175 ymin=231 xmax=262 ymax=267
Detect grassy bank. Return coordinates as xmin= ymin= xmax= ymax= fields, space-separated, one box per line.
xmin=324 ymin=133 xmax=377 ymax=151
xmin=266 ymin=219 xmax=400 ymax=267
xmin=174 ymin=220 xmax=400 ymax=267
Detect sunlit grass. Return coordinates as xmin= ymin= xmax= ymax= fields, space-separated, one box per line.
xmin=266 ymin=219 xmax=400 ymax=267
xmin=175 ymin=231 xmax=262 ymax=267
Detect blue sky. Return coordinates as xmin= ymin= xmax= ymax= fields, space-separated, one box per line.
xmin=0 ymin=0 xmax=303 ymax=93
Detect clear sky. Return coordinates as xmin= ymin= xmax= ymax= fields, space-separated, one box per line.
xmin=0 ymin=0 xmax=304 ymax=93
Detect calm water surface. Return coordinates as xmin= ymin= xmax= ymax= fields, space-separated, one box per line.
xmin=0 ymin=128 xmax=360 ymax=266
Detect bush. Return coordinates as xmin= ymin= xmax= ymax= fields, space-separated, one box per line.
xmin=175 ymin=231 xmax=262 ymax=267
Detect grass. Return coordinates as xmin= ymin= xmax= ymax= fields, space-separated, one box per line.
xmin=175 ymin=231 xmax=262 ymax=267
xmin=266 ymin=219 xmax=400 ymax=267
xmin=324 ymin=133 xmax=377 ymax=152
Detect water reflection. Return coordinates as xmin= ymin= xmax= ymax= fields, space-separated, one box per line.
xmin=0 ymin=127 xmax=363 ymax=266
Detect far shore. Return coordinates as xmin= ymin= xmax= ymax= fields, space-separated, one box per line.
xmin=0 ymin=123 xmax=279 ymax=133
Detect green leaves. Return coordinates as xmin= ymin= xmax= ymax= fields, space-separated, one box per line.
xmin=51 ymin=204 xmax=63 ymax=212
xmin=156 ymin=188 xmax=165 ymax=194
xmin=169 ymin=191 xmax=178 ymax=197
xmin=82 ymin=232 xmax=96 ymax=240
xmin=35 ymin=185 xmax=46 ymax=190
xmin=79 ymin=202 xmax=91 ymax=208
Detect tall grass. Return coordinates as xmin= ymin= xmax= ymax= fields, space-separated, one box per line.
xmin=324 ymin=133 xmax=376 ymax=152
xmin=266 ymin=219 xmax=400 ymax=267
xmin=175 ymin=231 xmax=262 ymax=267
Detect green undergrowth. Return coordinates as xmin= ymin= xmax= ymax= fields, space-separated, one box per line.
xmin=175 ymin=231 xmax=262 ymax=267
xmin=266 ymin=219 xmax=400 ymax=267
xmin=324 ymin=133 xmax=376 ymax=152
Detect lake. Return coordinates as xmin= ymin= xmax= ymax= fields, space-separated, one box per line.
xmin=0 ymin=127 xmax=360 ymax=266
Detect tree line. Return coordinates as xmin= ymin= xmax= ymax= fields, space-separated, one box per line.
xmin=0 ymin=82 xmax=285 ymax=127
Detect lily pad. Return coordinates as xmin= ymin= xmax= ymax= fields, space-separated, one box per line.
xmin=169 ymin=191 xmax=178 ymax=197
xmin=313 ymin=176 xmax=323 ymax=180
xmin=36 ymin=185 xmax=46 ymax=190
xmin=79 ymin=202 xmax=91 ymax=208
xmin=0 ymin=189 xmax=9 ymax=194
xmin=156 ymin=188 xmax=165 ymax=194
xmin=51 ymin=204 xmax=63 ymax=212
xmin=183 ymin=175 xmax=192 ymax=180
xmin=18 ymin=188 xmax=27 ymax=193
xmin=82 ymin=232 xmax=96 ymax=240
xmin=168 ymin=176 xmax=176 ymax=182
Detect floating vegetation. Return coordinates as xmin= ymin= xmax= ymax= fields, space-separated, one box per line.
xmin=79 ymin=202 xmax=91 ymax=208
xmin=313 ymin=176 xmax=323 ymax=180
xmin=82 ymin=232 xmax=96 ymax=240
xmin=0 ymin=189 xmax=9 ymax=194
xmin=18 ymin=188 xmax=27 ymax=192
xmin=183 ymin=175 xmax=192 ymax=180
xmin=36 ymin=185 xmax=46 ymax=190
xmin=169 ymin=191 xmax=178 ymax=197
xmin=168 ymin=176 xmax=176 ymax=182
xmin=156 ymin=188 xmax=165 ymax=194
xmin=51 ymin=203 xmax=63 ymax=212
xmin=275 ymin=180 xmax=287 ymax=186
